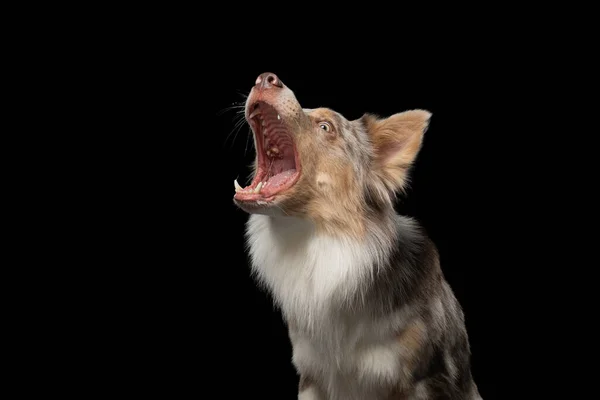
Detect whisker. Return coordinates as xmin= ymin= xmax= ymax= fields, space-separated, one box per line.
xmin=216 ymin=102 xmax=245 ymax=116
xmin=231 ymin=120 xmax=248 ymax=150
xmin=224 ymin=114 xmax=248 ymax=147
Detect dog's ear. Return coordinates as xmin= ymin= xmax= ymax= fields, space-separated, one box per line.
xmin=361 ymin=109 xmax=431 ymax=193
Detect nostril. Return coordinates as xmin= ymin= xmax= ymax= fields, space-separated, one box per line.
xmin=256 ymin=72 xmax=283 ymax=89
xmin=268 ymin=74 xmax=283 ymax=88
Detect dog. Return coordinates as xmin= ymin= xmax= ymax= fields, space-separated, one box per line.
xmin=233 ymin=72 xmax=482 ymax=400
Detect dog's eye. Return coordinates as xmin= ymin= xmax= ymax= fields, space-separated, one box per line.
xmin=319 ymin=122 xmax=332 ymax=132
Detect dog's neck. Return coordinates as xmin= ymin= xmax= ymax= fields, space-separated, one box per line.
xmin=245 ymin=213 xmax=426 ymax=335
xmin=246 ymin=213 xmax=399 ymax=254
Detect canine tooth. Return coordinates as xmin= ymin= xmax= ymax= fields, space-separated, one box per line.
xmin=271 ymin=147 xmax=279 ymax=154
xmin=266 ymin=150 xmax=272 ymax=157
xmin=249 ymin=109 xmax=261 ymax=119
xmin=254 ymin=181 xmax=263 ymax=193
xmin=277 ymin=114 xmax=281 ymax=120
xmin=234 ymin=179 xmax=242 ymax=192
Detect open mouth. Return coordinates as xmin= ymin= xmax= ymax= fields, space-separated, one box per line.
xmin=234 ymin=101 xmax=300 ymax=202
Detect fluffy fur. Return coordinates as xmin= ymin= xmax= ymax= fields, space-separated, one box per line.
xmin=234 ymin=73 xmax=482 ymax=399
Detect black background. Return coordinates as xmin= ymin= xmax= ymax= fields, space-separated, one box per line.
xmin=22 ymin=4 xmax=593 ymax=398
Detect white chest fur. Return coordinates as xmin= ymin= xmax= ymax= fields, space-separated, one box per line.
xmin=246 ymin=215 xmax=375 ymax=327
xmin=246 ymin=215 xmax=415 ymax=399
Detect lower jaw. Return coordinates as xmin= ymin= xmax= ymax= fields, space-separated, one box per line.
xmin=234 ymin=170 xmax=300 ymax=203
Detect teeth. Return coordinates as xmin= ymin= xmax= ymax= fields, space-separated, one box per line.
xmin=277 ymin=114 xmax=281 ymax=120
xmin=271 ymin=147 xmax=279 ymax=154
xmin=249 ymin=109 xmax=261 ymax=119
xmin=235 ymin=179 xmax=265 ymax=194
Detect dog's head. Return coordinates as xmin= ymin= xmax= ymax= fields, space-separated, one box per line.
xmin=234 ymin=72 xmax=431 ymax=237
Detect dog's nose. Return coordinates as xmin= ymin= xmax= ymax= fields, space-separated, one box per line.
xmin=255 ymin=72 xmax=283 ymax=90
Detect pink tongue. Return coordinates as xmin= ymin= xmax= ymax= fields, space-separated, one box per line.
xmin=267 ymin=169 xmax=296 ymax=187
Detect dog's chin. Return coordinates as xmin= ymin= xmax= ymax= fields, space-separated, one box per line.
xmin=233 ymin=197 xmax=288 ymax=216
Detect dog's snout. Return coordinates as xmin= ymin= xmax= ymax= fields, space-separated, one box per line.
xmin=255 ymin=72 xmax=283 ymax=90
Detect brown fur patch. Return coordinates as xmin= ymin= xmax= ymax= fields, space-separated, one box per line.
xmin=398 ymin=318 xmax=426 ymax=354
xmin=397 ymin=318 xmax=427 ymax=380
xmin=307 ymin=159 xmax=366 ymax=238
xmin=282 ymin=109 xmax=430 ymax=239
xmin=282 ymin=108 xmax=370 ymax=239
xmin=363 ymin=110 xmax=431 ymax=194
